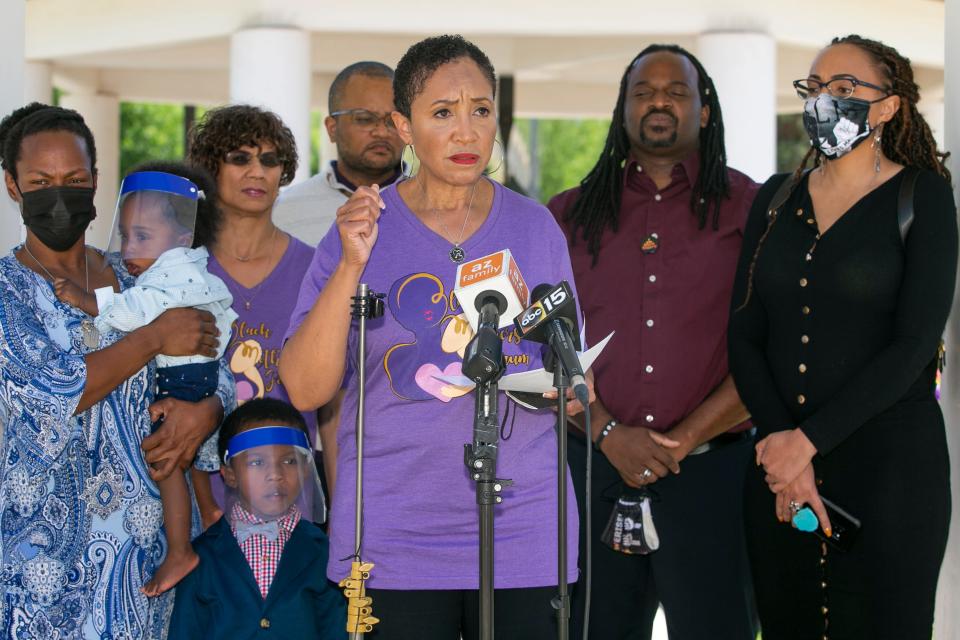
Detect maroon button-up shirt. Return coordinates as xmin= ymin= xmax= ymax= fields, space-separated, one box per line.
xmin=548 ymin=154 xmax=758 ymax=432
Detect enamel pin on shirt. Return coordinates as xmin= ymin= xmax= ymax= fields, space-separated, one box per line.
xmin=642 ymin=233 xmax=660 ymax=254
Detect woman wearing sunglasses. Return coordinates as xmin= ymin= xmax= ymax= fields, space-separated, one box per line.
xmin=187 ymin=105 xmax=329 ymax=510
xmin=729 ymin=35 xmax=956 ymax=639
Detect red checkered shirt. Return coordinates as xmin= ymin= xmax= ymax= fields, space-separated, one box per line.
xmin=230 ymin=504 xmax=301 ymax=598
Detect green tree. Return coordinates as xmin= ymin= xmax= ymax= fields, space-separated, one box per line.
xmin=120 ymin=103 xmax=185 ymax=177
xmin=777 ymin=113 xmax=811 ymax=173
xmin=536 ymin=119 xmax=610 ymax=202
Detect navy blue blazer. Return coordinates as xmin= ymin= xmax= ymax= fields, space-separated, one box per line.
xmin=168 ymin=516 xmax=346 ymax=639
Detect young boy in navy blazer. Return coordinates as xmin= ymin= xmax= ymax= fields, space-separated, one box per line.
xmin=169 ymin=398 xmax=346 ymax=638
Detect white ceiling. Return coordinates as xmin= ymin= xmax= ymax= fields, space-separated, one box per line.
xmin=27 ymin=0 xmax=946 ymax=118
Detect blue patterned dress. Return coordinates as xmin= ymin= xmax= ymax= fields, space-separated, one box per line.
xmin=0 ymin=248 xmax=236 ymax=639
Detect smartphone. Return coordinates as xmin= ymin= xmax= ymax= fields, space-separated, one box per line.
xmin=814 ymin=496 xmax=862 ymax=552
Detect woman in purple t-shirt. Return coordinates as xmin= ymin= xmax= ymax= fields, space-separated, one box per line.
xmin=282 ymin=36 xmax=582 ymax=640
xmin=187 ymin=105 xmax=332 ymax=517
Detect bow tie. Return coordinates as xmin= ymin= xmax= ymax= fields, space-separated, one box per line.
xmin=235 ymin=520 xmax=281 ymax=544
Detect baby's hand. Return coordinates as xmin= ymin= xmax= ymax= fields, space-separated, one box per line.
xmin=53 ymin=277 xmax=85 ymax=307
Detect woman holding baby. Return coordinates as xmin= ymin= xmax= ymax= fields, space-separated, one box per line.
xmin=0 ymin=102 xmax=233 ymax=639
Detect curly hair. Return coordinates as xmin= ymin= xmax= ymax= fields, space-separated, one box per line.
xmin=187 ymin=104 xmax=298 ymax=187
xmin=565 ymin=44 xmax=729 ymax=265
xmin=0 ymin=102 xmax=97 ymax=181
xmin=127 ymin=161 xmax=221 ymax=249
xmin=393 ymin=35 xmax=496 ymax=118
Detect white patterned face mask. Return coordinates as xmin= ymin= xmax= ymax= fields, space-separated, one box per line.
xmin=802 ymin=94 xmax=873 ymax=158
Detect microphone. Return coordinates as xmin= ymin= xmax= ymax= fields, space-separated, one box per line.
xmin=462 ymin=290 xmax=507 ymax=383
xmin=454 ymin=250 xmax=529 ymax=331
xmin=513 ymin=282 xmax=589 ymax=404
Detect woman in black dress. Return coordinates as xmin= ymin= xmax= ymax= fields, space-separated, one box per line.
xmin=729 ymin=35 xmax=956 ymax=639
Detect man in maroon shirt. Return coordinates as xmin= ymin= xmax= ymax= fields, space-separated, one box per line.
xmin=548 ymin=44 xmax=760 ymax=639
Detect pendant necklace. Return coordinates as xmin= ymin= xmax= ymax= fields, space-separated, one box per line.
xmin=24 ymin=243 xmax=100 ymax=349
xmin=229 ymin=226 xmax=279 ymax=311
xmin=431 ymin=180 xmax=479 ymax=264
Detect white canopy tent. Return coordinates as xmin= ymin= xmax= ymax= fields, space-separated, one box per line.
xmin=3 ymin=1 xmax=960 ymax=636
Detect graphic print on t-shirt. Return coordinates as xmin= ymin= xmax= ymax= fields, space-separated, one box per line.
xmin=227 ymin=320 xmax=280 ymax=404
xmin=382 ymin=272 xmax=532 ymax=402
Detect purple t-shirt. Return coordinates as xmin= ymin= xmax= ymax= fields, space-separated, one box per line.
xmin=208 ymin=236 xmax=318 ymax=442
xmin=287 ymin=180 xmax=579 ymax=589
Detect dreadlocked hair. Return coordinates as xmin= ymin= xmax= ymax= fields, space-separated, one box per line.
xmin=565 ymin=44 xmax=729 ymax=265
xmin=794 ymin=35 xmax=951 ymax=182
xmin=737 ymin=34 xmax=950 ymax=313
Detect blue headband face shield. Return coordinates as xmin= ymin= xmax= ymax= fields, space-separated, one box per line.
xmin=106 ymin=171 xmax=201 ymax=278
xmin=222 ymin=426 xmax=326 ymax=525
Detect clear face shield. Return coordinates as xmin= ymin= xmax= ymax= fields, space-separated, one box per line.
xmin=221 ymin=426 xmax=327 ymax=528
xmin=106 ymin=171 xmax=200 ymax=278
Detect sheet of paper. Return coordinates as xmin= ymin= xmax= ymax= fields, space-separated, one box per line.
xmin=433 ymin=331 xmax=615 ymax=393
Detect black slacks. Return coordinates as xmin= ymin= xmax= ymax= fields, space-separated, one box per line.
xmin=568 ymin=432 xmax=757 ymax=640
xmin=745 ymin=400 xmax=951 ymax=640
xmin=365 ymin=586 xmax=559 ymax=640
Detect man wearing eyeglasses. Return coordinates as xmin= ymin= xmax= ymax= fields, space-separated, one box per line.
xmin=273 ymin=61 xmax=404 ymax=247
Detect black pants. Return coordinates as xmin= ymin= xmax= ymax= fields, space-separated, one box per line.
xmin=365 ymin=586 xmax=558 ymax=640
xmin=568 ymin=432 xmax=757 ymax=640
xmin=745 ymin=400 xmax=951 ymax=640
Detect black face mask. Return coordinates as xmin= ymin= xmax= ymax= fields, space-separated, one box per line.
xmin=18 ymin=186 xmax=96 ymax=251
xmin=801 ymin=94 xmax=873 ymax=158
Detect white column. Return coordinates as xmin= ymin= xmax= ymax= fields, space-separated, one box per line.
xmin=24 ymin=61 xmax=53 ymax=105
xmin=920 ymin=96 xmax=945 ymax=150
xmin=319 ymin=112 xmax=338 ymax=173
xmin=59 ymin=91 xmax=120 ymax=251
xmin=698 ymin=31 xmax=776 ymax=182
xmin=230 ymin=27 xmax=311 ymax=184
xmin=936 ymin=1 xmax=960 ymax=637
xmin=0 ymin=0 xmax=26 ymax=252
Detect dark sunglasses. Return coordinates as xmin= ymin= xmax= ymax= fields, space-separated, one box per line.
xmin=223 ymin=150 xmax=286 ymax=168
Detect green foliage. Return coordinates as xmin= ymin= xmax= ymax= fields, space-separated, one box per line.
xmin=310 ymin=110 xmax=323 ymax=176
xmin=531 ymin=118 xmax=611 ymax=202
xmin=777 ymin=113 xmax=810 ymax=173
xmin=119 ymin=103 xmax=185 ymax=177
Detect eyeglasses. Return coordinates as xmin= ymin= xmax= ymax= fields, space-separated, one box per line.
xmin=793 ymin=76 xmax=892 ymax=100
xmin=223 ymin=150 xmax=286 ymax=168
xmin=330 ymin=109 xmax=397 ymax=131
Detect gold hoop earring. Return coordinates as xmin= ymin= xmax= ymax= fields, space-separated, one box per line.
xmin=401 ymin=144 xmax=418 ymax=179
xmin=484 ymin=139 xmax=505 ymax=175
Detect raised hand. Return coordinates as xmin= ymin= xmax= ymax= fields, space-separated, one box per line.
xmin=337 ymin=184 xmax=384 ymax=268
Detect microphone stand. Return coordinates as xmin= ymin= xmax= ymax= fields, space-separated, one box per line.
xmin=341 ymin=283 xmax=384 ymax=639
xmin=462 ymin=320 xmax=509 ymax=640
xmin=550 ymin=360 xmax=571 ymax=640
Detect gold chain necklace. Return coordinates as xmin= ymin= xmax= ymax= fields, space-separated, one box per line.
xmin=23 ymin=243 xmax=100 ymax=349
xmin=228 ymin=226 xmax=279 ymax=311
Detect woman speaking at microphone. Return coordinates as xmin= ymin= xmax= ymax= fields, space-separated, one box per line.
xmin=281 ymin=35 xmax=583 ymax=640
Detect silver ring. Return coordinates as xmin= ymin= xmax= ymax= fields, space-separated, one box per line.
xmin=641 ymin=468 xmax=653 ymax=480
xmin=789 ymin=500 xmax=802 ymax=514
